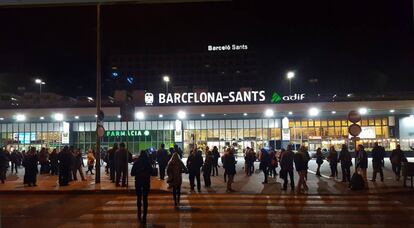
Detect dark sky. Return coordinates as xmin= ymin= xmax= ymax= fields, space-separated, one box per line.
xmin=0 ymin=0 xmax=413 ymax=97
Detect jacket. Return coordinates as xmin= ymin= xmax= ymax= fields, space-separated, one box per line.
xmin=371 ymin=146 xmax=385 ymax=164
xmin=223 ymin=153 xmax=236 ymax=175
xmin=115 ymin=148 xmax=129 ymax=171
xmin=294 ymin=152 xmax=306 ymax=172
xmin=280 ymin=150 xmax=294 ymax=171
xmin=156 ymin=148 xmax=169 ymax=167
xmin=338 ymin=149 xmax=352 ymax=167
xmin=167 ymin=153 xmax=187 ymax=187
xmin=390 ymin=149 xmax=406 ymax=165
xmin=356 ymin=149 xmax=368 ymax=169
xmin=131 ymin=155 xmax=152 ymax=186
xmin=186 ymin=151 xmax=203 ymax=173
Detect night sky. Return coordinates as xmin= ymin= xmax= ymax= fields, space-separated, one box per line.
xmin=0 ymin=0 xmax=413 ymax=97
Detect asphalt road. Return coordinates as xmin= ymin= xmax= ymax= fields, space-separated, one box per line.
xmin=1 ymin=193 xmax=414 ymax=228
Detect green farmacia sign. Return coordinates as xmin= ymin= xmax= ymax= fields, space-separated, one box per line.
xmin=105 ymin=130 xmax=150 ymax=137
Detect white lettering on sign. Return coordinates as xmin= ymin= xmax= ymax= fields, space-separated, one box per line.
xmin=155 ymin=91 xmax=265 ymax=104
xmin=208 ymin=44 xmax=248 ymax=51
xmin=282 ymin=93 xmax=305 ymax=101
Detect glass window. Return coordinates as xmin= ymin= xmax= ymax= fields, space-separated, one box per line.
xmin=85 ymin=122 xmax=91 ymax=131
xmin=382 ymin=126 xmax=389 ymax=138
xmin=207 ymin=120 xmax=213 ymax=129
xmin=73 ymin=123 xmax=79 ymax=131
xmin=133 ymin=121 xmax=139 ymax=130
xmin=382 ymin=118 xmax=388 ymax=126
xmin=225 ymin=120 xmax=231 ymax=129
xmin=334 ymin=120 xmax=341 ymax=127
xmin=328 ymin=120 xmax=334 ymax=126
xmin=237 ymin=120 xmax=243 ymax=128
xmin=195 ymin=121 xmax=201 ymax=129
xmin=219 ymin=120 xmax=225 ymax=129
xmin=314 ymin=120 xmax=321 ymax=127
xmin=91 ymin=122 xmax=97 ymax=131
xmin=308 ymin=120 xmax=314 ymax=127
xmin=301 ymin=120 xmax=308 ymax=127
xmin=145 ymin=121 xmax=151 ymax=130
xmin=256 ymin=119 xmax=262 ymax=128
xmin=341 ymin=120 xmax=348 ymax=126
xmin=213 ymin=120 xmax=219 ymax=129
xmin=128 ymin=121 xmax=134 ymax=130
xmin=139 ymin=121 xmax=145 ymax=130
xmin=289 ymin=120 xmax=294 ymax=128
xmin=103 ymin=122 xmax=109 ymax=130
xmin=375 ymin=118 xmax=382 ymax=126
xmin=232 ymin=120 xmax=237 ymax=129
xmin=321 ymin=121 xmax=327 ymax=127
xmin=48 ymin=123 xmax=54 ymax=131
xmin=243 ymin=120 xmax=249 ymax=128
xmin=262 ymin=119 xmax=269 ymax=128
xmin=368 ymin=119 xmax=375 ymax=126
xmin=375 ymin=126 xmax=382 ymax=137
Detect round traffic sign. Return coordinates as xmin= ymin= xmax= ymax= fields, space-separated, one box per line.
xmin=348 ymin=124 xmax=362 ymax=137
xmin=348 ymin=110 xmax=361 ymax=123
xmin=97 ymin=125 xmax=105 ymax=137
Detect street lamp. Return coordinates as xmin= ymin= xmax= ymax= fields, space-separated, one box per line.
xmin=163 ymin=75 xmax=170 ymax=94
xmin=286 ymin=71 xmax=295 ymax=94
xmin=35 ymin=78 xmax=46 ymax=100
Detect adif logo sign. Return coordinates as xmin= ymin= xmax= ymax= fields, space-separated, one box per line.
xmin=145 ymin=93 xmax=154 ymax=105
xmin=271 ymin=92 xmax=305 ymax=103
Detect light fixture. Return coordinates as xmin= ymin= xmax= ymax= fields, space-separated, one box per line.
xmin=389 ymin=109 xmax=395 ymax=113
xmin=223 ymin=113 xmax=227 ymax=116
xmin=308 ymin=107 xmax=320 ymax=117
xmin=135 ymin=111 xmax=145 ymax=120
xmin=74 ymin=116 xmax=79 ymax=119
xmin=0 ymin=118 xmax=4 ymax=121
xmin=288 ymin=111 xmax=293 ymax=115
xmin=264 ymin=109 xmax=274 ymax=117
xmin=53 ymin=113 xmax=64 ymax=121
xmin=159 ymin=114 xmax=163 ymax=118
xmin=15 ymin=114 xmax=26 ymax=122
xmin=243 ymin=113 xmax=248 ymax=116
xmin=201 ymin=113 xmax=205 ymax=117
xmin=287 ymin=71 xmax=295 ymax=79
xmin=177 ymin=111 xmax=186 ymax=119
xmin=94 ymin=114 xmax=98 ymax=118
xmin=331 ymin=111 xmax=336 ymax=114
xmin=347 ymin=93 xmax=352 ymax=97
xmin=117 ymin=115 xmax=121 ymax=119
xmin=163 ymin=75 xmax=170 ymax=82
xmin=358 ymin=107 xmax=368 ymax=115
xmin=35 ymin=78 xmax=42 ymax=84
xmin=40 ymin=116 xmax=44 ymax=120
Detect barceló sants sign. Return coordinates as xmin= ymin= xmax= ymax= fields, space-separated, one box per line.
xmin=144 ymin=90 xmax=305 ymax=106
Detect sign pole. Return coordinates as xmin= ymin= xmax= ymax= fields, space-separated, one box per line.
xmin=95 ymin=3 xmax=101 ymax=184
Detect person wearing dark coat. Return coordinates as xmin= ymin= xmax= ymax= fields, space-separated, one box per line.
xmin=10 ymin=150 xmax=22 ymax=174
xmin=390 ymin=144 xmax=406 ymax=181
xmin=202 ymin=147 xmax=213 ymax=187
xmin=315 ymin=148 xmax=324 ymax=177
xmin=0 ymin=149 xmax=8 ymax=184
xmin=58 ymin=146 xmax=72 ymax=186
xmin=186 ymin=148 xmax=203 ymax=192
xmin=167 ymin=152 xmax=188 ymax=206
xmin=259 ymin=148 xmax=271 ymax=184
xmin=38 ymin=148 xmax=50 ymax=174
xmin=294 ymin=149 xmax=308 ymax=193
xmin=371 ymin=143 xmax=385 ymax=182
xmin=211 ymin=146 xmax=220 ymax=176
xmin=115 ymin=142 xmax=129 ymax=187
xmin=131 ymin=150 xmax=152 ymax=225
xmin=338 ymin=144 xmax=352 ymax=183
xmin=356 ymin=144 xmax=368 ymax=183
xmin=223 ymin=148 xmax=236 ymax=192
xmin=107 ymin=143 xmax=118 ymax=183
xmin=280 ymin=146 xmax=295 ymax=191
xmin=49 ymin=149 xmax=59 ymax=175
xmin=156 ymin=144 xmax=169 ymax=180
xmin=174 ymin=144 xmax=183 ymax=159
xmin=22 ymin=147 xmax=38 ymax=187
xmin=327 ymin=146 xmax=338 ymax=178
xmin=72 ymin=149 xmax=86 ymax=181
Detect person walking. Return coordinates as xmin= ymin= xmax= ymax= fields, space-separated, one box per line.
xmin=73 ymin=149 xmax=86 ymax=181
xmin=49 ymin=149 xmax=59 ymax=175
xmin=86 ymin=149 xmax=95 ymax=175
xmin=338 ymin=144 xmax=352 ymax=183
xmin=280 ymin=146 xmax=295 ymax=191
xmin=223 ymin=148 xmax=236 ymax=192
xmin=167 ymin=152 xmax=188 ymax=206
xmin=212 ymin=146 xmax=220 ymax=176
xmin=10 ymin=150 xmax=22 ymax=174
xmin=22 ymin=147 xmax=38 ymax=187
xmin=187 ymin=148 xmax=203 ymax=192
xmin=202 ymin=147 xmax=213 ymax=187
xmin=174 ymin=144 xmax=183 ymax=159
xmin=390 ymin=144 xmax=406 ymax=181
xmin=0 ymin=148 xmax=7 ymax=184
xmin=131 ymin=150 xmax=152 ymax=225
xmin=107 ymin=143 xmax=118 ymax=183
xmin=58 ymin=146 xmax=72 ymax=186
xmin=327 ymin=146 xmax=338 ymax=178
xmin=294 ymin=148 xmax=308 ymax=193
xmin=371 ymin=143 xmax=385 ymax=182
xmin=269 ymin=148 xmax=278 ymax=178
xmin=356 ymin=144 xmax=368 ymax=183
xmin=315 ymin=148 xmax=324 ymax=177
xmin=156 ymin=143 xmax=169 ymax=180
xmin=115 ymin=143 xmax=129 ymax=187
xmin=222 ymin=148 xmax=228 ymax=182
xmin=259 ymin=148 xmax=271 ymax=184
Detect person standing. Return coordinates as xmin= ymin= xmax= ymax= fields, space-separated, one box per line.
xmin=390 ymin=144 xmax=406 ymax=181
xmin=327 ymin=146 xmax=338 ymax=178
xmin=223 ymin=148 xmax=236 ymax=192
xmin=73 ymin=149 xmax=86 ymax=181
xmin=86 ymin=149 xmax=95 ymax=175
xmin=186 ymin=148 xmax=203 ymax=192
xmin=203 ymin=147 xmax=213 ymax=187
xmin=315 ymin=148 xmax=324 ymax=177
xmin=300 ymin=146 xmax=310 ymax=180
xmin=115 ymin=143 xmax=129 ymax=187
xmin=221 ymin=149 xmax=228 ymax=182
xmin=167 ymin=152 xmax=188 ymax=206
xmin=212 ymin=146 xmax=220 ymax=176
xmin=49 ymin=149 xmax=59 ymax=176
xmin=107 ymin=143 xmax=118 ymax=183
xmin=259 ymin=148 xmax=271 ymax=184
xmin=174 ymin=144 xmax=183 ymax=159
xmin=356 ymin=144 xmax=368 ymax=183
xmin=269 ymin=148 xmax=278 ymax=178
xmin=156 ymin=144 xmax=169 ymax=180
xmin=280 ymin=146 xmax=295 ymax=191
xmin=371 ymin=143 xmax=385 ymax=182
xmin=0 ymin=148 xmax=7 ymax=184
xmin=22 ymin=147 xmax=38 ymax=187
xmin=58 ymin=146 xmax=72 ymax=186
xmin=338 ymin=144 xmax=352 ymax=183
xmin=294 ymin=148 xmax=308 ymax=193
xmin=131 ymin=150 xmax=152 ymax=225
xmin=38 ymin=148 xmax=50 ymax=174
xmin=10 ymin=150 xmax=22 ymax=174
